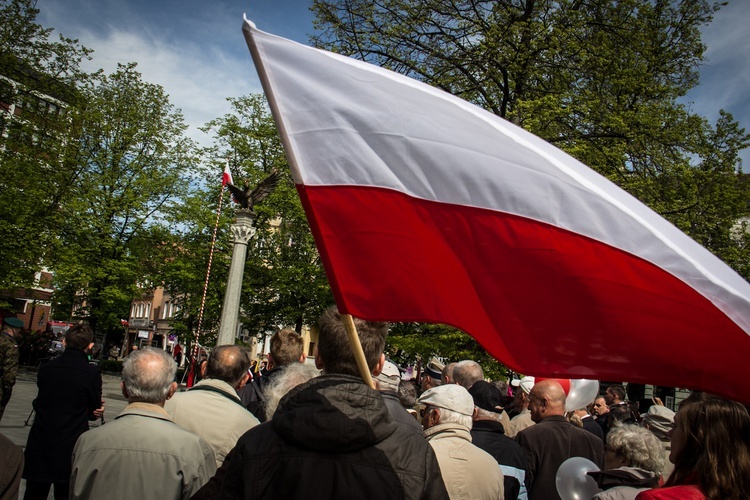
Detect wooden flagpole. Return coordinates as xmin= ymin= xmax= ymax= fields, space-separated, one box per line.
xmin=341 ymin=314 xmax=375 ymax=389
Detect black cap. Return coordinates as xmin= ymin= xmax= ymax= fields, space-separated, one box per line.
xmin=468 ymin=380 xmax=503 ymax=413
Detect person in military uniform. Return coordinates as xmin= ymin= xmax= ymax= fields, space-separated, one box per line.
xmin=0 ymin=317 xmax=22 ymax=422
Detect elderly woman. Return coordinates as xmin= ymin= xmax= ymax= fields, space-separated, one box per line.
xmin=588 ymin=424 xmax=664 ymax=499
xmin=635 ymin=394 xmax=750 ymax=500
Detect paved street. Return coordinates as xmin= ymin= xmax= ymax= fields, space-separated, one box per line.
xmin=0 ymin=366 xmax=129 ymax=498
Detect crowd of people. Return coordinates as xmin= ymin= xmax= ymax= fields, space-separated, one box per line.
xmin=1 ymin=311 xmax=749 ymax=499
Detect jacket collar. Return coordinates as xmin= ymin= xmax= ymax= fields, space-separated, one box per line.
xmin=116 ymin=402 xmax=172 ymax=422
xmin=471 ymin=419 xmax=506 ymax=434
xmin=422 ymin=422 xmax=472 ymax=443
xmin=192 ymin=378 xmax=240 ymax=398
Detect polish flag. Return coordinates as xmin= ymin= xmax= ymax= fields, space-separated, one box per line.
xmin=243 ymin=19 xmax=750 ymax=403
xmin=222 ymin=161 xmax=233 ymax=187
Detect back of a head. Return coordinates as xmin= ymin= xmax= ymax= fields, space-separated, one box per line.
xmin=441 ymin=362 xmax=456 ymax=385
xmin=608 ymin=385 xmax=626 ymax=402
xmin=452 ymin=360 xmax=483 ymax=389
xmin=607 ymin=423 xmax=665 ymax=474
xmin=263 ymin=363 xmax=321 ymax=420
xmin=491 ymin=379 xmax=508 ymax=395
xmin=316 ymin=306 xmax=387 ymax=376
xmin=269 ymin=328 xmax=304 ymax=367
xmin=206 ymin=345 xmax=250 ymax=387
xmin=469 ymin=380 xmax=504 ymax=422
xmin=608 ymin=404 xmax=635 ymax=426
xmin=642 ymin=405 xmax=675 ymax=442
xmin=530 ymin=379 xmax=566 ymax=417
xmin=666 ymin=395 xmax=750 ymax=498
xmin=122 ymin=348 xmax=176 ymax=404
xmin=398 ymin=379 xmax=417 ymax=409
xmin=65 ymin=324 xmax=93 ymax=351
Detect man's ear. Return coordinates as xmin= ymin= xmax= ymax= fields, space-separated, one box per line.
xmin=371 ymin=353 xmax=386 ymax=377
xmin=472 ymin=407 xmax=479 ymax=421
xmin=299 ymin=353 xmax=307 ymax=363
xmin=237 ymin=372 xmax=250 ymax=390
xmin=166 ymin=382 xmax=178 ymax=400
xmin=267 ymin=353 xmax=275 ymax=370
xmin=87 ymin=342 xmax=94 ymax=351
xmin=120 ymin=381 xmax=128 ymax=399
xmin=314 ymin=345 xmax=324 ymax=371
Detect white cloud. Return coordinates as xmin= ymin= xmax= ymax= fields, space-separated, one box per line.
xmin=37 ymin=0 xmax=265 ymax=147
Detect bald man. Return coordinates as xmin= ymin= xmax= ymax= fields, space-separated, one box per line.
xmin=515 ymin=380 xmax=603 ymax=500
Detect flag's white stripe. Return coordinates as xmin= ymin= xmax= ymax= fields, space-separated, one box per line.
xmin=244 ymin=21 xmax=750 ymax=333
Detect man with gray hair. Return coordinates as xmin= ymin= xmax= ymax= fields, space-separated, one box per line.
xmin=420 ymin=384 xmax=504 ymax=499
xmin=70 ymin=348 xmax=216 ymax=499
xmin=452 ymin=360 xmax=484 ymax=389
xmin=166 ymin=345 xmax=260 ymax=466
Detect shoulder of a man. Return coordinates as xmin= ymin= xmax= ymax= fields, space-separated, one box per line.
xmin=0 ymin=333 xmax=17 ymax=351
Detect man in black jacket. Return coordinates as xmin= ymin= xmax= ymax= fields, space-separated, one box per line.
xmin=469 ymin=381 xmax=528 ymax=500
xmin=516 ymin=380 xmax=604 ymax=500
xmin=221 ymin=307 xmax=448 ymax=499
xmin=23 ymin=324 xmax=103 ymax=499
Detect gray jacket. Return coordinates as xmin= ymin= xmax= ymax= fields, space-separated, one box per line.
xmin=71 ymin=402 xmax=216 ymax=500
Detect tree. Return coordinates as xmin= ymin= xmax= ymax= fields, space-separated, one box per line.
xmin=150 ymin=185 xmax=234 ymax=347
xmin=311 ymin=0 xmax=750 ymax=364
xmin=51 ymin=63 xmax=197 ymax=336
xmin=201 ymin=94 xmax=333 ymax=337
xmin=0 ymin=0 xmax=93 ymax=291
xmin=388 ymin=323 xmax=507 ymax=380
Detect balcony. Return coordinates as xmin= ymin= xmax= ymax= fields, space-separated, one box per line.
xmin=129 ymin=318 xmax=150 ymax=328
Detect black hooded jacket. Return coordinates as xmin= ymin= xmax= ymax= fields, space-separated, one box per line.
xmin=221 ymin=374 xmax=448 ymax=499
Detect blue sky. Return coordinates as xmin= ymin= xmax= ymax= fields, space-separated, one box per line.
xmin=37 ymin=0 xmax=750 ymax=166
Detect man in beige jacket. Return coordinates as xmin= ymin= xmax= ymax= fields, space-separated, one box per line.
xmin=420 ymin=384 xmax=504 ymax=500
xmin=165 ymin=345 xmax=259 ymax=466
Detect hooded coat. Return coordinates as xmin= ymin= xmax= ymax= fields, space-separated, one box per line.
xmin=221 ymin=374 xmax=448 ymax=499
xmin=589 ymin=466 xmax=661 ymax=500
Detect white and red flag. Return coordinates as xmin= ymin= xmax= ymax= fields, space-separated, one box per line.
xmin=243 ymin=18 xmax=750 ymax=403
xmin=222 ymin=160 xmax=233 ymax=187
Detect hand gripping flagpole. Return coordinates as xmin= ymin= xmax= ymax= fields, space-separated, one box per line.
xmin=341 ymin=314 xmax=375 ymax=389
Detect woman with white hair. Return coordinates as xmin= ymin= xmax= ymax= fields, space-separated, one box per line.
xmin=588 ymin=424 xmax=664 ymax=499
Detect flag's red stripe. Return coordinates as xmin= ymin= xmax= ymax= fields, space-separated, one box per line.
xmin=298 ymin=184 xmax=750 ymax=403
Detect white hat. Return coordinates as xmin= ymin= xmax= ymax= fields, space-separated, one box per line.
xmin=418 ymin=384 xmax=474 ymax=417
xmin=379 ymin=360 xmax=400 ymax=378
xmin=511 ymin=376 xmax=535 ymax=394
xmin=375 ymin=360 xmax=401 ymax=390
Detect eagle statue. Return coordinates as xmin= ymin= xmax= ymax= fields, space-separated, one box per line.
xmin=226 ymin=169 xmax=282 ymax=211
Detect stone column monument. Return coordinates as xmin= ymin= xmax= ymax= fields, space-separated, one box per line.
xmin=216 ymin=209 xmax=255 ymax=346
xmin=215 ymin=169 xmax=281 ymax=346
